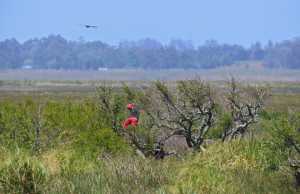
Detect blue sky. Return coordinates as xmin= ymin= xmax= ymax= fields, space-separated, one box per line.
xmin=1 ymin=0 xmax=299 ymax=46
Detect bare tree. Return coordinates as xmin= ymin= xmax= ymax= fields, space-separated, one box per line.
xmin=140 ymin=80 xmax=216 ymax=151
xmin=222 ymin=78 xmax=270 ymax=141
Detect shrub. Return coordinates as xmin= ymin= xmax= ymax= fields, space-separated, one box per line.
xmin=74 ymin=127 xmax=131 ymax=158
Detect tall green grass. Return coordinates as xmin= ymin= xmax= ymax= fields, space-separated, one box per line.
xmin=167 ymin=140 xmax=297 ymax=194
xmin=0 ymin=155 xmax=47 ymax=194
xmin=0 ymin=150 xmax=174 ymax=194
xmin=1 ymin=139 xmax=298 ymax=194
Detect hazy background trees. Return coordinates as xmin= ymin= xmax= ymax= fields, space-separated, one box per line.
xmin=0 ymin=35 xmax=299 ymax=70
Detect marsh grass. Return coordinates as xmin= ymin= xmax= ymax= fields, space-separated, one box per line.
xmin=44 ymin=154 xmax=173 ymax=194
xmin=168 ymin=140 xmax=297 ymax=194
xmin=0 ymin=139 xmax=299 ymax=194
xmin=0 ymin=155 xmax=47 ymax=194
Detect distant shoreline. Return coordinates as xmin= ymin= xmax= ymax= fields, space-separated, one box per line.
xmin=0 ymin=68 xmax=300 ymax=82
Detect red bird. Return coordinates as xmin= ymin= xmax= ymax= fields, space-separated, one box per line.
xmin=122 ymin=103 xmax=140 ymax=129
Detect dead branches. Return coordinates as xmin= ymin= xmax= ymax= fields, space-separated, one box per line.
xmin=141 ymin=80 xmax=216 ymax=151
xmin=222 ymin=78 xmax=270 ymax=141
xmin=97 ymin=78 xmax=270 ymax=156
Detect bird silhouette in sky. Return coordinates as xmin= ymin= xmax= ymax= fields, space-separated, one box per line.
xmin=81 ymin=24 xmax=98 ymax=29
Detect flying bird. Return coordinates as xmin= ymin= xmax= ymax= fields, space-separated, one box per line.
xmin=83 ymin=24 xmax=98 ymax=29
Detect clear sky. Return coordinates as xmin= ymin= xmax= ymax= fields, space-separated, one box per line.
xmin=1 ymin=0 xmax=299 ymax=46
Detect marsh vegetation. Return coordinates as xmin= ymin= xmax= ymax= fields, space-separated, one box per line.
xmin=0 ymin=79 xmax=299 ymax=194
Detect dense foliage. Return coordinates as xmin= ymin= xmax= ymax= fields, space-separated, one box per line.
xmin=1 ymin=35 xmax=300 ymax=69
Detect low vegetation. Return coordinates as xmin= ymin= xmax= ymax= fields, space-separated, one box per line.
xmin=0 ymin=79 xmax=299 ymax=194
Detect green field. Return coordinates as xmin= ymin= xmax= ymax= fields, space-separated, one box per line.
xmin=0 ymin=79 xmax=299 ymax=194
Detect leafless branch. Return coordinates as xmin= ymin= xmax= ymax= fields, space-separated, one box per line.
xmin=222 ymin=78 xmax=270 ymax=141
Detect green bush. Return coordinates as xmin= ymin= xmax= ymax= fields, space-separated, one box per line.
xmin=74 ymin=127 xmax=131 ymax=158
xmin=261 ymin=111 xmax=300 ymax=165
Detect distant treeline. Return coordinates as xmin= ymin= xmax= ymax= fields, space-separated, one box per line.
xmin=0 ymin=35 xmax=299 ymax=69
